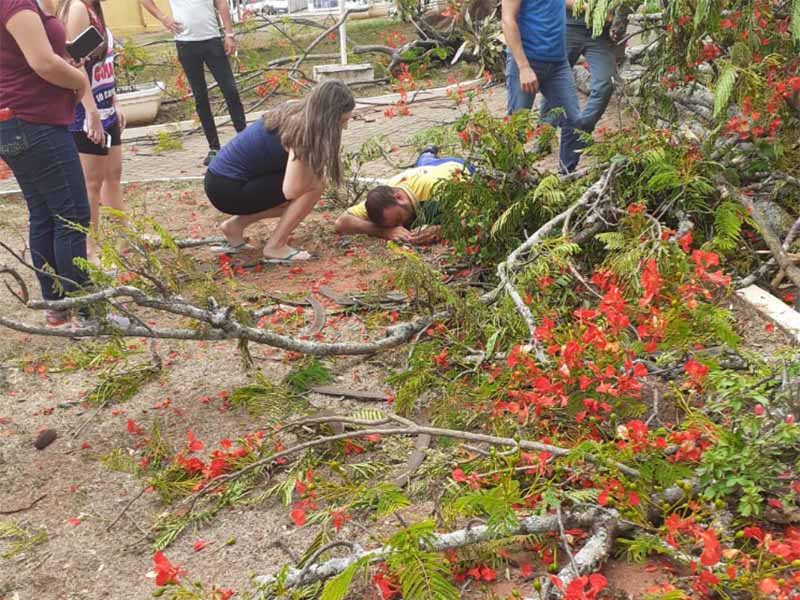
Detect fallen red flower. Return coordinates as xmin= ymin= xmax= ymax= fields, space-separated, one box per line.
xmin=151 ymin=551 xmax=185 ymax=586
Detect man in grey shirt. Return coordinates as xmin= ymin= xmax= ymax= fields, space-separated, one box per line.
xmin=140 ymin=0 xmax=247 ymax=165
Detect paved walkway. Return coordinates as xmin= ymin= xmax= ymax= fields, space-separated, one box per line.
xmin=0 ymin=86 xmax=508 ymax=194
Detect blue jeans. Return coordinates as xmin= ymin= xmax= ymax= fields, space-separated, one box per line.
xmin=0 ymin=117 xmax=90 ymax=301
xmin=415 ymin=152 xmax=476 ymax=174
xmin=542 ymin=24 xmax=616 ymax=133
xmin=505 ymin=53 xmax=584 ymax=173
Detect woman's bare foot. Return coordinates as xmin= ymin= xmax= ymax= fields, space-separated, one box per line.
xmin=262 ymin=244 xmax=312 ymax=262
xmin=220 ymin=217 xmax=246 ymax=246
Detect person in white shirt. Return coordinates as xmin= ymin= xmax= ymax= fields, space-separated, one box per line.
xmin=139 ymin=0 xmax=246 ymax=166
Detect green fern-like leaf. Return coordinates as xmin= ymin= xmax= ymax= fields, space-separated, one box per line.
xmin=710 ymin=200 xmax=744 ymax=252
xmin=590 ymin=0 xmax=610 ymax=37
xmin=386 ymin=521 xmax=459 ymax=600
xmin=692 ymin=0 xmax=710 ymax=29
xmin=453 ymin=481 xmax=521 ymax=536
xmin=374 ymin=483 xmax=412 ymax=517
xmin=714 ymin=65 xmax=738 ymax=117
xmin=0 ymin=521 xmax=48 ymax=559
xmin=596 ymin=232 xmax=627 ymax=251
xmin=793 ymin=0 xmax=800 ymax=41
xmin=319 ymin=557 xmax=369 ymax=600
xmin=350 ymin=408 xmax=389 ymax=423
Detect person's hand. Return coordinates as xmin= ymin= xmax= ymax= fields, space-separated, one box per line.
xmin=85 ymin=108 xmax=104 ymax=146
xmin=224 ymin=35 xmax=237 ymax=55
xmin=382 ymin=226 xmax=413 ymax=242
xmin=115 ymin=103 xmax=126 ymax=131
xmin=161 ymin=15 xmax=184 ymax=34
xmin=519 ymin=65 xmax=539 ymax=95
xmin=67 ymin=55 xmax=90 ymax=69
xmin=409 ymin=225 xmax=441 ymax=245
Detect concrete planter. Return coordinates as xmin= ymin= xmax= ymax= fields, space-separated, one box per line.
xmin=116 ymin=81 xmax=165 ymax=127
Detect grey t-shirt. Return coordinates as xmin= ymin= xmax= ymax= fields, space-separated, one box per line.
xmin=168 ymin=0 xmax=221 ymax=41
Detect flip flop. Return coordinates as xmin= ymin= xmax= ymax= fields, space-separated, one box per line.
xmin=261 ymin=249 xmax=313 ymax=264
xmin=210 ymin=241 xmax=256 ymax=255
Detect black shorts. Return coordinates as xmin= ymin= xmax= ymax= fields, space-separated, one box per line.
xmin=204 ymin=169 xmax=288 ymax=215
xmin=72 ymin=120 xmax=122 ymax=156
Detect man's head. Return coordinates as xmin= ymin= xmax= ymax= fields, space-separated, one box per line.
xmin=365 ymin=186 xmax=415 ymax=228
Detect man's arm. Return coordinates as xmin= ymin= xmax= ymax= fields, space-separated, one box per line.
xmin=139 ymin=0 xmax=183 ymax=34
xmin=501 ymin=0 xmax=538 ymax=95
xmin=214 ymin=0 xmax=237 ymax=55
xmin=335 ymin=213 xmax=412 ymax=242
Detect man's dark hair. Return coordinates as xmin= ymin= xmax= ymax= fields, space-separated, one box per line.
xmin=365 ymin=186 xmax=399 ymax=227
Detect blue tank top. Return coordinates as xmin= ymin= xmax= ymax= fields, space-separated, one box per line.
xmin=69 ymin=9 xmax=117 ymax=132
xmin=208 ymin=120 xmax=289 ymax=181
xmin=516 ymin=0 xmax=567 ymax=62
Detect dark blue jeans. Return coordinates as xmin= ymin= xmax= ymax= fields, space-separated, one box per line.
xmin=542 ymin=23 xmax=616 ymax=133
xmin=0 ymin=117 xmax=90 ymax=301
xmin=505 ymin=53 xmax=585 ymax=173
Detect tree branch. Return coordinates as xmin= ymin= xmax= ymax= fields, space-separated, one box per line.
xmin=255 ymin=508 xmax=605 ymax=589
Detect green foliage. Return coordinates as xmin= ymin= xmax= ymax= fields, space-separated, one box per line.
xmin=387 ymin=341 xmax=443 ymax=416
xmin=618 ymin=533 xmax=675 ymax=563
xmin=794 ymin=0 xmax=800 ymax=42
xmin=453 ymin=480 xmax=522 ymax=536
xmin=228 ymin=375 xmax=305 ymax=420
xmin=60 ymin=338 xmax=135 ymax=371
xmin=318 ymin=557 xmax=370 ymax=600
xmin=352 ymin=482 xmax=411 ymax=518
xmin=386 ymin=521 xmax=460 ymax=600
xmin=696 ymin=370 xmax=800 ymax=516
xmin=285 ymin=359 xmax=333 ymax=392
xmin=435 ymin=108 xmax=564 ymax=263
xmin=713 ymin=64 xmax=738 ymax=117
xmin=86 ymin=354 xmax=162 ymax=405
xmin=151 ymin=130 xmax=184 ymax=154
xmin=0 ymin=521 xmax=48 ymax=559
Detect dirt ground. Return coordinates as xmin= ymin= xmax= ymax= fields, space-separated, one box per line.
xmin=0 ymin=180 xmax=796 ymax=600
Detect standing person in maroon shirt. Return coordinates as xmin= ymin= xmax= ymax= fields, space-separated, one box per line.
xmin=0 ymin=0 xmax=103 ymax=326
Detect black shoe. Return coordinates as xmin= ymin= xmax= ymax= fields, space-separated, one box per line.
xmin=203 ymin=149 xmax=218 ymax=167
xmin=420 ymin=144 xmax=439 ymax=157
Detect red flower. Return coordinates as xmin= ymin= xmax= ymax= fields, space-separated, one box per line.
xmin=564 ymin=573 xmax=607 ymax=600
xmin=700 ymin=529 xmax=722 ymax=566
xmin=151 ymin=551 xmax=185 ymax=586
xmin=432 ymin=348 xmax=449 ymax=369
xmin=290 ymin=506 xmax=306 ymax=526
xmin=640 ymin=259 xmax=662 ymax=307
xmin=759 ymin=578 xmax=780 ymax=595
xmin=186 ymin=429 xmax=204 ymax=453
xmin=373 ymin=563 xmax=401 ymax=599
xmin=684 ymin=358 xmax=708 ymax=387
xmin=330 ymin=509 xmax=352 ymax=532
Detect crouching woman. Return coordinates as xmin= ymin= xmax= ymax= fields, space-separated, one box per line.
xmin=204 ymin=79 xmax=355 ymax=262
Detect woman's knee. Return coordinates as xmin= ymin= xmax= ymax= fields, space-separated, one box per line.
xmin=83 ymin=168 xmax=104 ymax=198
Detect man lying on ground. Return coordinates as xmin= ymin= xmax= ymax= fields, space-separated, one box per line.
xmin=334 ymin=148 xmax=472 ymax=243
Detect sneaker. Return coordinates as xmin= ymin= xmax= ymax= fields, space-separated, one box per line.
xmin=77 ymin=313 xmax=131 ymax=330
xmin=203 ymin=149 xmax=218 ymax=167
xmin=45 ymin=309 xmax=71 ymax=327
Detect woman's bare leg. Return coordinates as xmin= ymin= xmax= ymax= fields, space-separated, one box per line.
xmin=79 ymin=153 xmax=106 ymax=265
xmin=100 ymin=145 xmax=124 ymax=213
xmin=262 ymin=183 xmax=323 ymax=259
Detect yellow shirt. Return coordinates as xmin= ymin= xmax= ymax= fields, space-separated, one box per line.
xmin=347 ymin=161 xmax=465 ymax=221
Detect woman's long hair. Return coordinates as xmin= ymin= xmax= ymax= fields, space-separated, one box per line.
xmin=56 ymin=0 xmax=109 ymax=59
xmin=263 ymin=80 xmax=355 ymax=186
